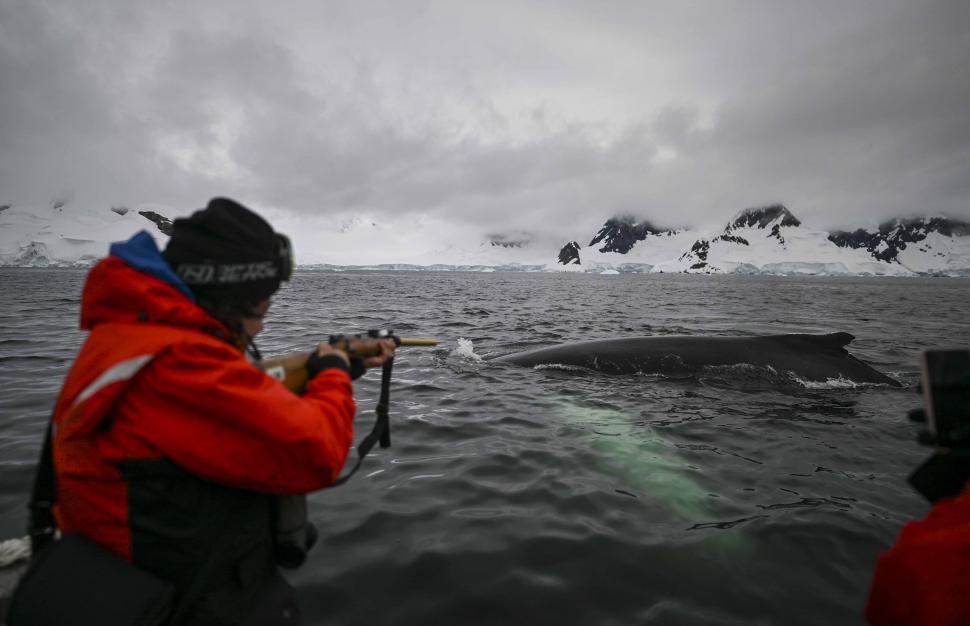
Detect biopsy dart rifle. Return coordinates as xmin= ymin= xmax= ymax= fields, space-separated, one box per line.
xmin=257 ymin=330 xmax=438 ymax=568
xmin=259 ymin=330 xmax=439 ymax=395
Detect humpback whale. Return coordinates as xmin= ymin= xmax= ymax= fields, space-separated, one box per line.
xmin=493 ymin=332 xmax=902 ymax=386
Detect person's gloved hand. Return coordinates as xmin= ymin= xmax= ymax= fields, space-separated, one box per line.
xmin=305 ymin=343 xmax=352 ymax=379
xmin=305 ymin=339 xmax=395 ymax=380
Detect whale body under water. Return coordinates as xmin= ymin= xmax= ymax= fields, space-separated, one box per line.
xmin=493 ymin=332 xmax=902 ymax=387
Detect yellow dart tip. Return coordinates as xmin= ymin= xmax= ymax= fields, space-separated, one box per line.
xmin=399 ymin=338 xmax=439 ymax=346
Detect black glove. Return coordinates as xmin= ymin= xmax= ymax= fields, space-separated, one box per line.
xmin=349 ymin=357 xmax=365 ymax=380
xmin=305 ymin=351 xmax=366 ymax=380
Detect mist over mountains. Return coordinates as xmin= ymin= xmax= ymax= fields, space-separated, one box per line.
xmin=1 ymin=200 xmax=968 ymax=276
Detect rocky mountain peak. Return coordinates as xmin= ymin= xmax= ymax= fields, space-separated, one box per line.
xmin=588 ymin=216 xmax=672 ymax=254
xmin=678 ymin=239 xmax=712 ymax=271
xmin=828 ymin=216 xmax=970 ymax=263
xmin=558 ymin=241 xmax=581 ymax=265
xmin=726 ymin=204 xmax=801 ymax=232
xmin=138 ymin=210 xmax=174 ymax=236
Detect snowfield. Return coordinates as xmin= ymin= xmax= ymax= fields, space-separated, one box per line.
xmin=1 ymin=201 xmax=968 ymax=276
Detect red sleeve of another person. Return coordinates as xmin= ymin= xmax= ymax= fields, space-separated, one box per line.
xmin=866 ymin=490 xmax=970 ymax=626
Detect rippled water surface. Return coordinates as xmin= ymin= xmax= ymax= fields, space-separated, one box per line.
xmin=1 ymin=269 xmax=967 ymax=625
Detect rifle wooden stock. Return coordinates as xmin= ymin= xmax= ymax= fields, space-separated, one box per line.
xmin=260 ymin=352 xmax=313 ymax=393
xmin=258 ymin=337 xmax=438 ymax=393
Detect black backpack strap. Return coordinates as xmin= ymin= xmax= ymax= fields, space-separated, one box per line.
xmin=27 ymin=417 xmax=57 ymax=555
xmin=330 ymin=357 xmax=394 ymax=487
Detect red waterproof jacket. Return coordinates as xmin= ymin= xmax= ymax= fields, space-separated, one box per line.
xmin=866 ymin=486 xmax=970 ymax=626
xmin=52 ymin=237 xmax=356 ymax=563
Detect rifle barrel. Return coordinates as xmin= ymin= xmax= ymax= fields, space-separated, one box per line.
xmin=398 ymin=338 xmax=438 ymax=347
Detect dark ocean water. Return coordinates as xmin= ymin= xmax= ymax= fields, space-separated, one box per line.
xmin=1 ymin=268 xmax=967 ymax=625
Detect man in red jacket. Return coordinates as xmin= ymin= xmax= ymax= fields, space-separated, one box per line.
xmin=50 ymin=197 xmax=393 ymax=625
xmin=867 ymin=428 xmax=970 ymax=626
xmin=866 ymin=479 xmax=970 ymax=626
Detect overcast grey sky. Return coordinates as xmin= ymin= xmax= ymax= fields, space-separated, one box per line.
xmin=1 ymin=0 xmax=968 ymax=238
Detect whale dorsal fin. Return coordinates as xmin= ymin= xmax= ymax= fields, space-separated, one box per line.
xmin=777 ymin=332 xmax=856 ymax=352
xmin=818 ymin=332 xmax=855 ymax=348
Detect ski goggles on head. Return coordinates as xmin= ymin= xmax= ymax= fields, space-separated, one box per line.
xmin=276 ymin=233 xmax=294 ymax=283
xmin=173 ymin=232 xmax=294 ymax=292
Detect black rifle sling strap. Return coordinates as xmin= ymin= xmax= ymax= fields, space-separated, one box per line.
xmin=27 ymin=417 xmax=57 ymax=555
xmin=331 ymin=357 xmax=394 ymax=487
xmin=377 ymin=357 xmax=393 ymax=449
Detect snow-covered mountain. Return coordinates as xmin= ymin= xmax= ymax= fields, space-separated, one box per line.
xmin=558 ymin=205 xmax=970 ymax=276
xmin=0 ymin=201 xmax=179 ymax=267
xmin=828 ymin=217 xmax=970 ymax=275
xmin=2 ymin=199 xmax=968 ymax=275
xmin=0 ymin=201 xmax=560 ymax=270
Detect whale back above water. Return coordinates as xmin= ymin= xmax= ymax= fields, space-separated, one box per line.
xmin=493 ymin=332 xmax=902 ymax=386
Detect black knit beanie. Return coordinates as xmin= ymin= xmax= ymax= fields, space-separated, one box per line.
xmin=163 ymin=197 xmax=292 ymax=303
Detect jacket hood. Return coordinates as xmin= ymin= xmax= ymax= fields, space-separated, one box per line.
xmin=81 ymin=230 xmax=232 ymax=338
